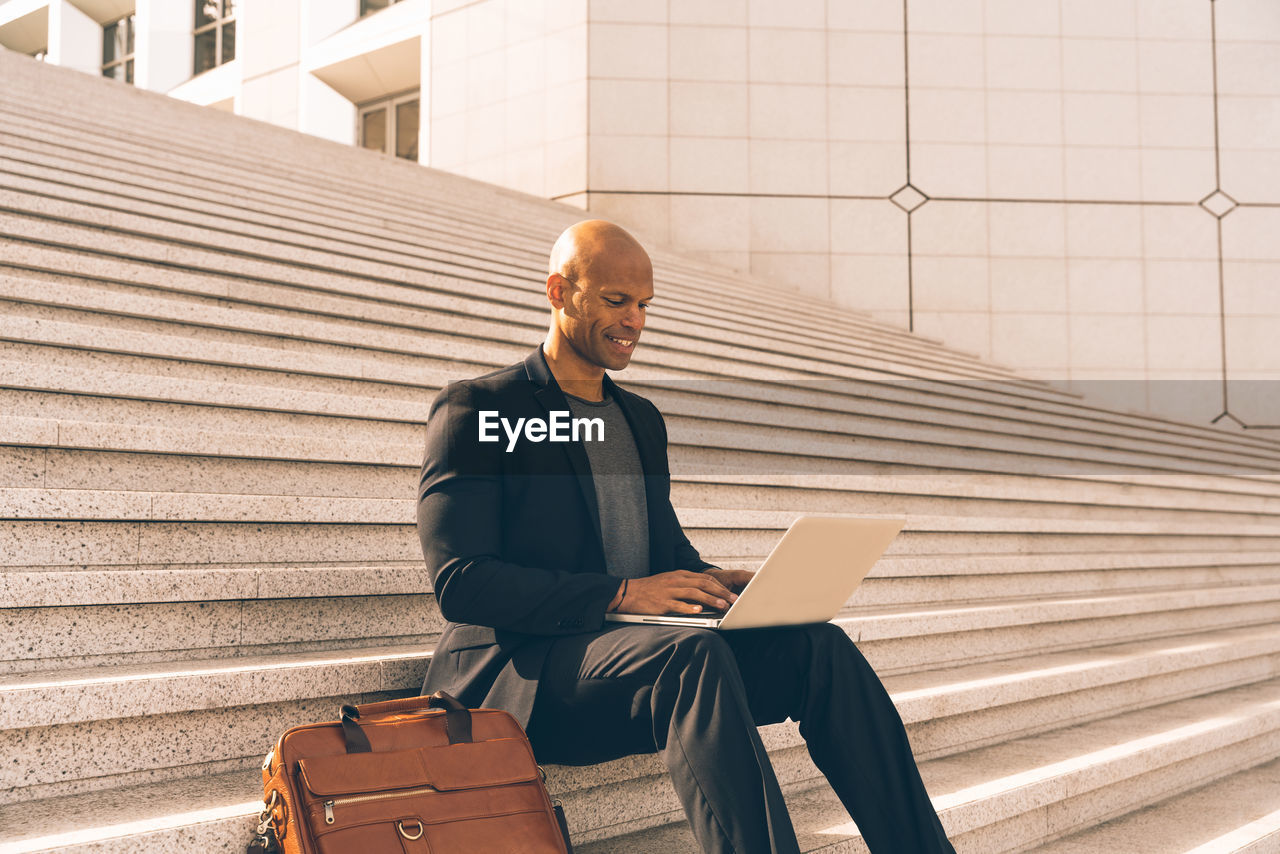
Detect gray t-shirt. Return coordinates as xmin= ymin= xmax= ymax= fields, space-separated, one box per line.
xmin=563 ymin=390 xmax=650 ymax=579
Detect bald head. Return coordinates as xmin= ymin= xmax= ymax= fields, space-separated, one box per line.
xmin=548 ymin=220 xmax=652 ymax=285
xmin=541 ymin=220 xmax=654 ymax=385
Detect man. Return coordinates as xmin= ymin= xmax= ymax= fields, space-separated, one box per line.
xmin=417 ymin=220 xmax=955 ymax=853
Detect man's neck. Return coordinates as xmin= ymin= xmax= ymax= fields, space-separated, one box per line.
xmin=541 ymin=340 xmax=606 ymax=402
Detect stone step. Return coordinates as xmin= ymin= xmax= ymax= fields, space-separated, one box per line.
xmin=0 ymin=155 xmax=1014 ymax=388
xmin=0 ymin=390 xmax=428 ymax=454
xmin=2 ymin=246 xmax=1271 ymax=469
xmin=0 ymin=55 xmax=571 ymax=238
xmin=11 ymin=440 xmax=1274 ymax=521
xmin=845 ymin=586 xmax=1280 ymax=675
xmin=575 ymin=677 xmax=1280 ymax=852
xmin=5 ymin=298 xmax=1280 ymax=478
xmin=5 ymin=653 xmax=1280 ymax=852
xmin=7 ymin=420 xmax=1280 ymax=519
xmin=0 ymin=138 xmax=1004 ymax=383
xmin=5 ymin=550 xmax=1279 ymax=615
xmin=0 ymin=271 xmax=510 ymax=377
xmin=0 ymin=187 xmax=1022 ymax=399
xmin=4 ymin=456 xmax=1280 ymax=545
xmin=0 ymin=119 xmax=547 ymax=275
xmin=6 ymin=484 xmax=1280 ymax=538
xmin=3 ymin=351 xmax=1277 ymax=486
xmin=11 ymin=549 xmax=1277 ymax=675
xmin=1028 ymin=756 xmax=1280 ymax=853
xmin=0 ymin=270 xmax=1113 ymax=439
xmin=0 ymin=88 xmax=1026 ymax=381
xmin=3 ymin=591 xmax=440 ymax=673
xmin=5 ymin=616 xmax=1279 ymax=800
xmin=6 ymin=505 xmax=1280 ymax=569
xmin=6 ymin=575 xmax=1278 ymax=678
xmin=0 ymin=125 xmax=1259 ymax=460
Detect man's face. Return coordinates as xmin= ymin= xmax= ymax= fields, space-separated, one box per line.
xmin=554 ymin=254 xmax=653 ymax=372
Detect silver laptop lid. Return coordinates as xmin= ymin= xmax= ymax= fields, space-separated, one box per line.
xmin=605 ymin=515 xmax=904 ymax=630
xmin=716 ymin=515 xmax=904 ymax=630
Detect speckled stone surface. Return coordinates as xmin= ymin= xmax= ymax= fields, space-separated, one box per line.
xmin=1 ymin=691 xmax=405 ymax=803
xmin=0 ymin=767 xmax=259 ymax=853
xmin=0 ymin=567 xmax=259 ymax=609
xmin=1 ymin=600 xmax=242 ymax=662
xmin=0 ymin=268 xmax=506 ymax=377
xmin=237 ymin=593 xmax=442 ymax=645
xmin=40 ymin=448 xmax=414 ymax=497
xmin=0 ymin=644 xmax=429 ymax=729
xmin=890 ymin=622 xmax=1280 ymax=723
xmin=2 ymin=592 xmax=439 ymax=663
xmin=2 ymin=305 xmax=471 ymax=398
xmin=850 ymin=600 xmax=1280 ymax=676
xmin=1031 ymin=755 xmax=1280 ymax=853
xmin=670 ymin=472 xmax=1280 ymax=517
xmin=255 ymin=562 xmax=430 ymax=598
xmin=0 ymin=562 xmax=429 ymax=609
xmin=0 ymin=444 xmax=47 ymax=488
xmin=0 ymin=387 xmax=425 ymax=447
xmin=1 ymin=520 xmax=140 ymax=567
xmin=149 ymin=493 xmax=414 ymax=523
xmin=0 ymin=352 xmax=429 ymax=421
xmin=134 ymin=522 xmax=419 ymax=564
xmin=56 ymin=417 xmax=421 ymax=465
xmin=0 ymin=487 xmax=151 ymax=520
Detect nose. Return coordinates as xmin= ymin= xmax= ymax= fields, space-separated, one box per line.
xmin=622 ymin=304 xmax=644 ymax=331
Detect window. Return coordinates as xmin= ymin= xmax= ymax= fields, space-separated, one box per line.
xmin=358 ymin=92 xmax=419 ymax=161
xmin=103 ymin=14 xmax=135 ymax=84
xmin=360 ymin=0 xmax=404 ymax=17
xmin=193 ymin=0 xmax=236 ymax=75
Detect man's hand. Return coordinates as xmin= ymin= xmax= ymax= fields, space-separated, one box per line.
xmin=702 ymin=567 xmax=755 ymax=595
xmin=611 ymin=569 xmax=744 ymax=615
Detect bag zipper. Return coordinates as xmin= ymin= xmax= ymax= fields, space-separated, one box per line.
xmin=322 ymin=786 xmax=439 ymax=824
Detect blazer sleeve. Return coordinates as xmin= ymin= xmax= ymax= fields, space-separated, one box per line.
xmin=654 ymin=403 xmax=718 ymax=573
xmin=416 ymin=382 xmax=623 ymax=635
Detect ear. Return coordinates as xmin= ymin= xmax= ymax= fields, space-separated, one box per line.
xmin=546 ymin=273 xmax=569 ymax=309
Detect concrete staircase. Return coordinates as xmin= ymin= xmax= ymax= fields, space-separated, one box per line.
xmin=2 ymin=48 xmax=1280 ymax=853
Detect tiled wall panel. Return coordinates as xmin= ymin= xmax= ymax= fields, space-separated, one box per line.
xmin=428 ymin=0 xmax=1280 ymax=430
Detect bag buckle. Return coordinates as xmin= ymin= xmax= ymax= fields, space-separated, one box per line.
xmin=397 ymin=819 xmax=425 ymax=840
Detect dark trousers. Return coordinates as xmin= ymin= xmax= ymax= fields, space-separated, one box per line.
xmin=525 ymin=622 xmax=955 ymax=854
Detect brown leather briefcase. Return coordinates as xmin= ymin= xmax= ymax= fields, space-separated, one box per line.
xmin=248 ymin=691 xmax=573 ymax=854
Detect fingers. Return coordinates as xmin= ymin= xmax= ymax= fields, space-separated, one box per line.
xmin=673 ymin=587 xmax=730 ymax=612
xmin=673 ymin=570 xmax=736 ymax=602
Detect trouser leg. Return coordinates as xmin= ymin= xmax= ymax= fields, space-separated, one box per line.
xmin=724 ymin=623 xmax=955 ymax=854
xmin=526 ymin=624 xmax=801 ymax=854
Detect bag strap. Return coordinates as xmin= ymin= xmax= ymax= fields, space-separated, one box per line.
xmin=340 ymin=690 xmax=473 ymax=753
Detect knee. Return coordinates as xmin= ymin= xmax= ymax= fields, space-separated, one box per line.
xmin=804 ymin=623 xmax=874 ymax=674
xmin=664 ymin=628 xmax=736 ymax=677
xmin=805 ymin=621 xmax=853 ymax=653
xmin=673 ymin=627 xmax=733 ymax=660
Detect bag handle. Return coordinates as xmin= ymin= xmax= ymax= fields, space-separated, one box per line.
xmin=340 ymin=690 xmax=473 ymax=753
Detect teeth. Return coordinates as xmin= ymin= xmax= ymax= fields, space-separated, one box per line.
xmin=608 ymin=336 xmax=633 ymax=346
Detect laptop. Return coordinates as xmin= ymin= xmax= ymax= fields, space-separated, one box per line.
xmin=604 ymin=515 xmax=905 ymax=630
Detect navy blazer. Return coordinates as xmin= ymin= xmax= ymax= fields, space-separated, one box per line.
xmin=417 ymin=347 xmax=714 ymax=729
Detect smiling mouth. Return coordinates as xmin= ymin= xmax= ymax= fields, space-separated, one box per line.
xmin=606 ymin=335 xmax=635 ymax=349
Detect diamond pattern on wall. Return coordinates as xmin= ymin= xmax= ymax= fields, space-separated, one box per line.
xmin=1198 ymin=190 xmax=1238 ymax=218
xmin=890 ymin=184 xmax=928 ymax=213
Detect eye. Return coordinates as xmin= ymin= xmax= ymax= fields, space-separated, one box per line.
xmin=605 ymin=298 xmax=623 ymax=306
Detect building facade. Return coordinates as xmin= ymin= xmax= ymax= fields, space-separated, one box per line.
xmin=3 ymin=0 xmax=1279 ymax=431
